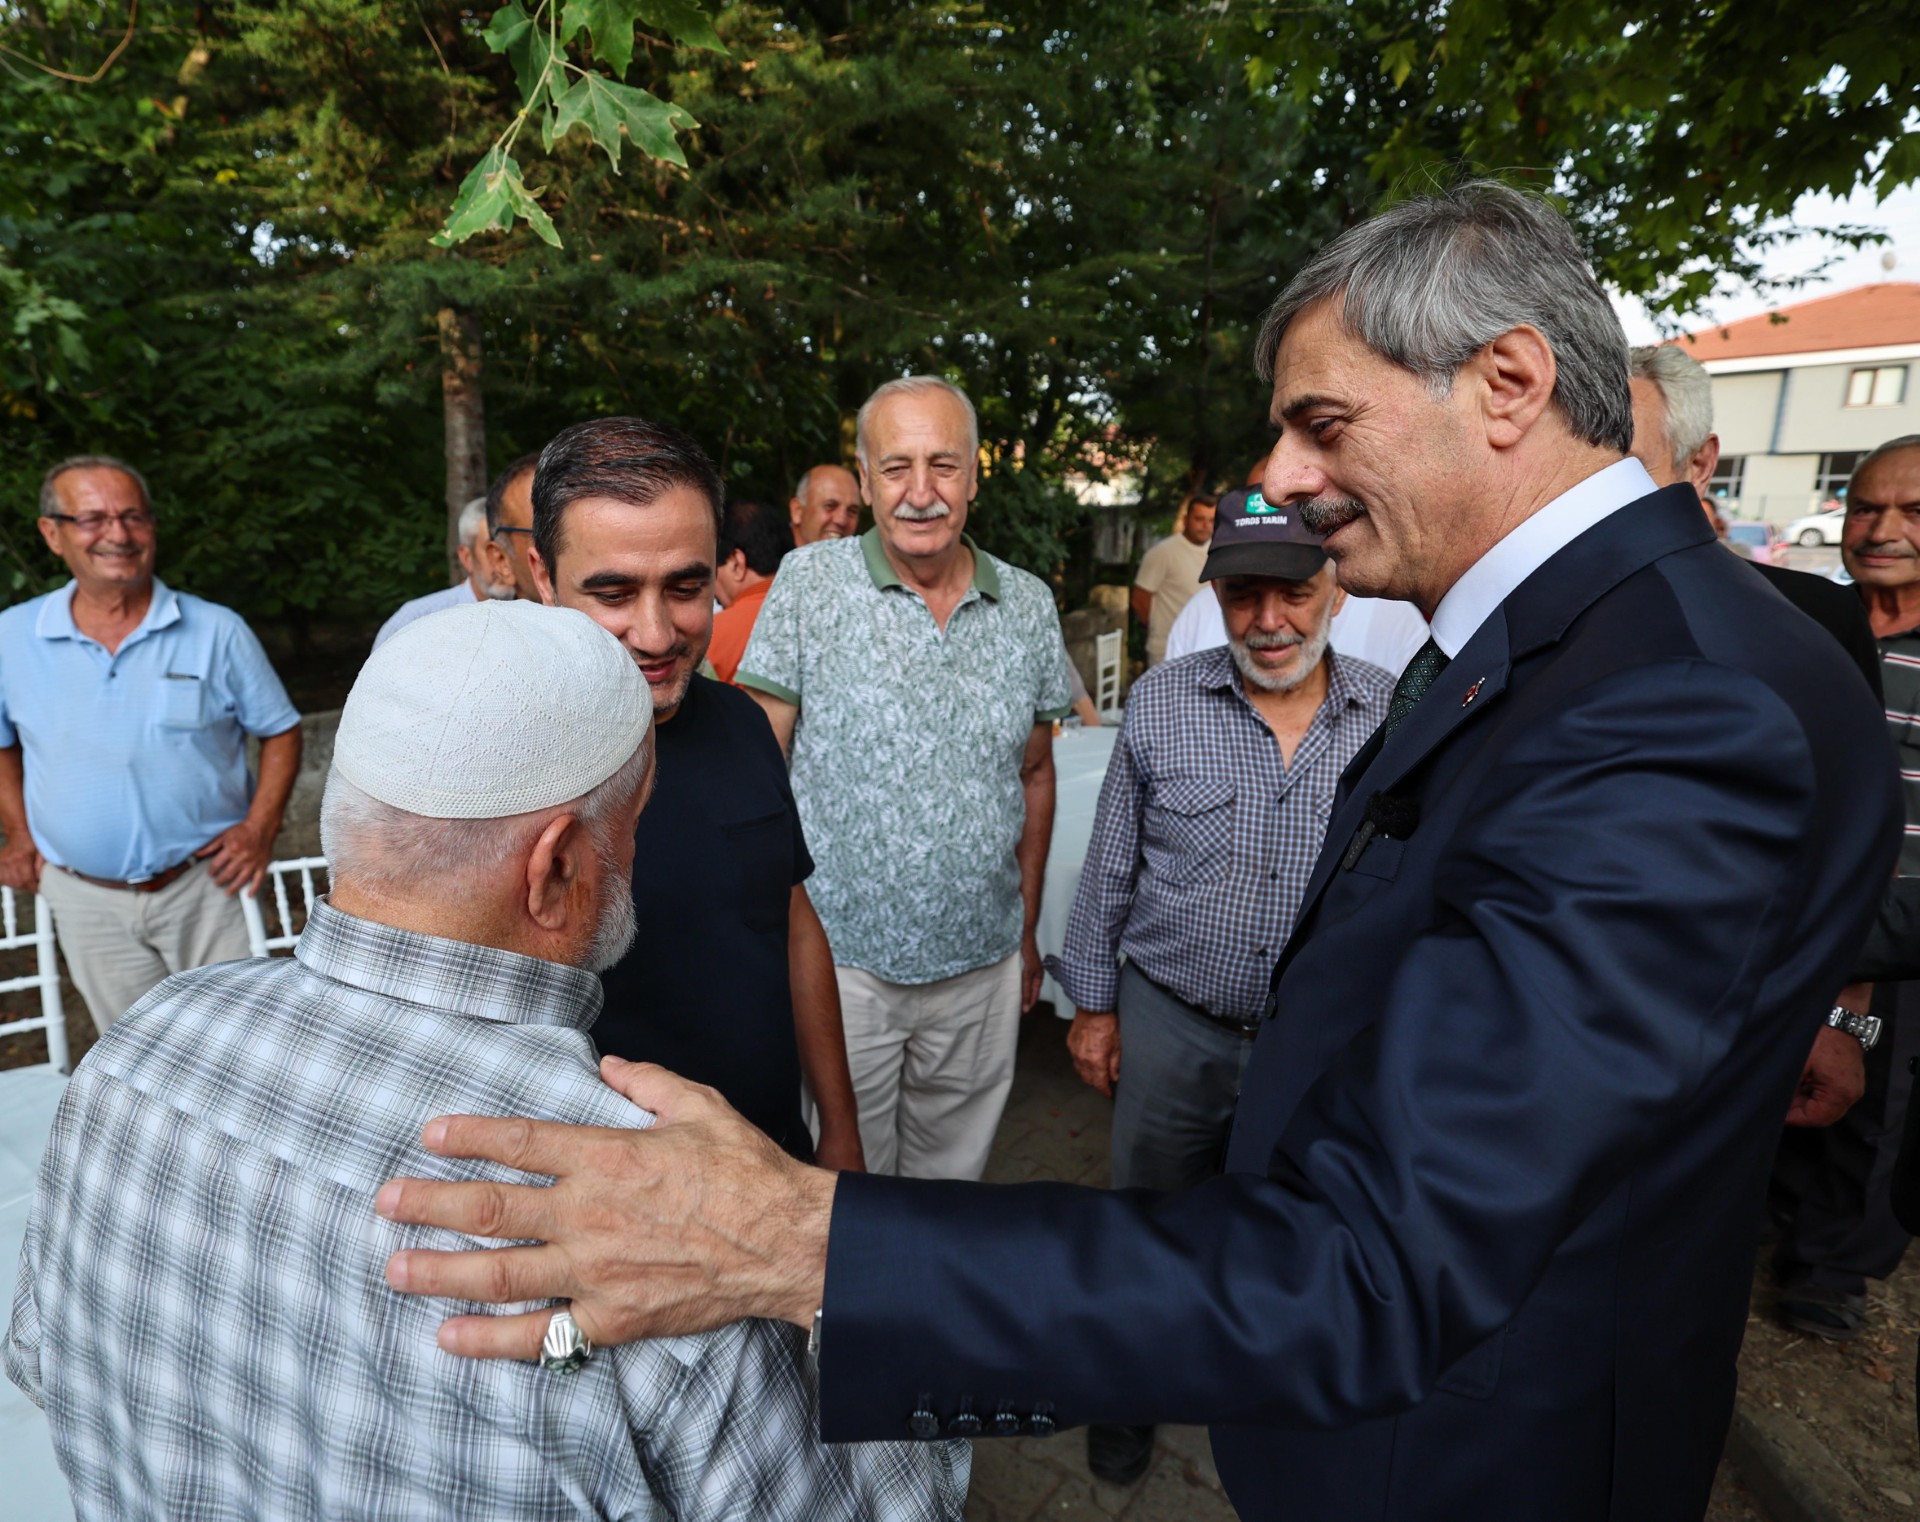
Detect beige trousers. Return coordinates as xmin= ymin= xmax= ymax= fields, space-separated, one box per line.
xmin=39 ymin=861 xmax=252 ymax=1034
xmin=836 ymin=952 xmax=1022 ymax=1180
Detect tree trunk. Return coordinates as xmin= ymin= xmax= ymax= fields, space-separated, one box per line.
xmin=437 ymin=306 xmax=486 ymax=584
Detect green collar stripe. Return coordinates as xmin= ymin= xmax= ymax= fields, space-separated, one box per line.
xmin=859 ymin=527 xmax=1000 ymax=601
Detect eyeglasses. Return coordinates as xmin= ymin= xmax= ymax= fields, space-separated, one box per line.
xmin=45 ymin=511 xmax=155 ymax=534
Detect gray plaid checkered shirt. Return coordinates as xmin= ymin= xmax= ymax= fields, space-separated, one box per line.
xmin=6 ymin=900 xmax=967 ymax=1520
xmin=1046 ymin=646 xmax=1392 ymax=1023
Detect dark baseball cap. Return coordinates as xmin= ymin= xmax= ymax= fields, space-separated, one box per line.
xmin=1199 ymin=487 xmax=1329 ymax=583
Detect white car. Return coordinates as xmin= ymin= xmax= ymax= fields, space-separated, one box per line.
xmin=1785 ymin=507 xmax=1846 ymax=546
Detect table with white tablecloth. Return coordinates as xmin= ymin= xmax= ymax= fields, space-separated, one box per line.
xmin=1036 ymin=723 xmax=1121 ymax=1016
xmin=0 ymin=1063 xmax=76 ymax=1519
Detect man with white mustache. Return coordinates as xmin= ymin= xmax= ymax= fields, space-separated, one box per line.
xmin=1049 ymin=486 xmax=1392 ymax=1484
xmin=738 ymin=376 xmax=1075 ymax=1180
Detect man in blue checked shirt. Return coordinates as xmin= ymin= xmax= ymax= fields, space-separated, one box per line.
xmin=1044 ymin=487 xmax=1392 ymax=1485
xmin=0 ymin=455 xmax=303 ymax=1036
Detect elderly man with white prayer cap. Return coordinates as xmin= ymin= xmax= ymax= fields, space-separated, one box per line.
xmin=5 ymin=598 xmax=967 ymax=1521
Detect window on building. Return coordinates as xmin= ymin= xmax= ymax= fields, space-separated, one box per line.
xmin=1707 ymin=456 xmax=1745 ymax=509
xmin=1819 ymin=451 xmax=1870 ymax=505
xmin=1845 ymin=365 xmax=1908 ymax=408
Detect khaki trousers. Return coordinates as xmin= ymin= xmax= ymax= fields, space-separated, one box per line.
xmin=39 ymin=861 xmax=253 ymax=1034
xmin=836 ymin=952 xmax=1022 ymax=1180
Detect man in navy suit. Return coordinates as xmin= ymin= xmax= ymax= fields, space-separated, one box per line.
xmin=375 ymin=184 xmax=1900 ymax=1521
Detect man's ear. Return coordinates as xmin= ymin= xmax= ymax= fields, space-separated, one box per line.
xmin=1688 ymin=433 xmax=1722 ymax=499
xmin=722 ymin=546 xmax=748 ymax=577
xmin=1469 ymin=325 xmax=1557 ymax=451
xmin=529 ymin=545 xmax=557 ymax=606
xmin=524 ymin=812 xmax=591 ymax=933
xmin=480 ymin=537 xmax=513 ymax=589
xmin=456 ymin=541 xmax=479 ymax=579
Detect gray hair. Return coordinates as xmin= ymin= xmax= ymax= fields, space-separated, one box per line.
xmin=1849 ymin=435 xmax=1920 ymax=501
xmin=855 ymin=376 xmax=979 ymax=471
xmin=1628 ymin=345 xmax=1714 ymax=475
xmin=319 ymin=738 xmax=651 ymax=897
xmin=1254 ymin=180 xmax=1634 ymax=454
xmin=41 ymin=454 xmax=152 ymax=516
xmin=456 ymin=496 xmax=490 ymax=548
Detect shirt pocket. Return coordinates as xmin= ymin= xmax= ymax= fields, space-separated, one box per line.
xmin=723 ymin=809 xmax=794 ymax=934
xmin=1142 ymin=778 xmax=1235 ymax=886
xmin=158 ymin=673 xmax=208 ymax=730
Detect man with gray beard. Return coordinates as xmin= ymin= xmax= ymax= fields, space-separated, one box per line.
xmin=1046 ymin=485 xmax=1391 ymax=1484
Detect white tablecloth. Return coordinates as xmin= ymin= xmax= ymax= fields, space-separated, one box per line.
xmin=1037 ymin=724 xmax=1121 ymax=1016
xmin=0 ymin=1064 xmax=74 ymax=1519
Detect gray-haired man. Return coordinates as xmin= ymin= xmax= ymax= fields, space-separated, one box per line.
xmin=7 ymin=598 xmax=965 ymax=1520
xmin=739 ymin=377 xmax=1074 ymax=1179
xmin=372 ymin=497 xmax=516 ymax=649
xmin=375 ymin=182 xmax=1899 ymax=1522
xmin=788 ymin=463 xmax=862 ymax=547
xmin=0 ymin=455 xmax=302 ymax=1034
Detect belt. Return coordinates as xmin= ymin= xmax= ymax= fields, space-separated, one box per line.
xmin=63 ymin=859 xmax=197 ymax=894
xmin=1136 ymin=966 xmax=1262 ymax=1040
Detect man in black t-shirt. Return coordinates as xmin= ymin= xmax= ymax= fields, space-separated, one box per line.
xmin=524 ymin=418 xmax=865 ymax=1169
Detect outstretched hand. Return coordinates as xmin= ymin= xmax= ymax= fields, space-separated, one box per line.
xmin=377 ymin=1056 xmax=839 ymax=1359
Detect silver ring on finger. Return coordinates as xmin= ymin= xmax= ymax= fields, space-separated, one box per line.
xmin=540 ymin=1306 xmax=593 ymax=1375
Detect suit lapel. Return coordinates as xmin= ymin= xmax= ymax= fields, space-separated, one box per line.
xmin=1292 ymin=618 xmax=1512 ymax=925
xmin=1279 ymin=484 xmax=1716 ymax=971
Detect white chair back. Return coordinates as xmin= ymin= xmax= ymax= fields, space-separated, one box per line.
xmin=241 ymin=856 xmax=330 ymax=958
xmin=0 ymin=889 xmax=68 ymax=1074
xmin=1094 ymin=629 xmax=1123 ymax=720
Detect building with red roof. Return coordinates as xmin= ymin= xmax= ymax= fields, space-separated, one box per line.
xmin=1672 ymin=282 xmax=1920 ymax=525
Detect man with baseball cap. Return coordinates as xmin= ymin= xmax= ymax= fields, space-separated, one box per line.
xmin=6 ymin=599 xmax=965 ymax=1520
xmin=1045 ymin=485 xmax=1394 ymax=1485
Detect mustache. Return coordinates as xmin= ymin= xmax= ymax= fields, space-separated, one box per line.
xmin=1860 ymin=540 xmax=1917 ymax=558
xmin=1244 ymin=629 xmax=1304 ymax=651
xmin=893 ymin=501 xmax=952 ymax=523
xmin=1298 ymin=496 xmax=1367 ymax=535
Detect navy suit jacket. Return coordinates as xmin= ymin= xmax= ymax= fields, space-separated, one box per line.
xmin=820 ymin=485 xmax=1900 ymax=1521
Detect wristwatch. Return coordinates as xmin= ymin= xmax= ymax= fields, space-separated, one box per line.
xmin=1828 ymin=1005 xmax=1883 ymax=1052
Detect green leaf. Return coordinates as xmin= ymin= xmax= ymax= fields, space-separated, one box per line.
xmin=562 ymin=0 xmax=726 ymax=78
xmin=550 ymin=73 xmax=696 ymax=170
xmin=484 ymin=0 xmax=565 ymax=111
xmin=431 ymin=146 xmax=561 ymax=247
xmin=636 ymin=0 xmax=728 ymax=55
xmin=562 ymin=0 xmax=641 ymax=77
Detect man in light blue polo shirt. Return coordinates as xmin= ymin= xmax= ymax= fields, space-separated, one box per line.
xmin=0 ymin=455 xmax=302 ymax=1034
xmin=740 ymin=377 xmax=1073 ymax=1180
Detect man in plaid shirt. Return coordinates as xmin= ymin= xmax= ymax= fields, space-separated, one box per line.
xmin=1045 ymin=489 xmax=1391 ymax=1485
xmin=6 ymin=598 xmax=965 ymax=1521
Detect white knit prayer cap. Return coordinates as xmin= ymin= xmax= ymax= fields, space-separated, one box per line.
xmin=335 ymin=600 xmax=652 ymax=819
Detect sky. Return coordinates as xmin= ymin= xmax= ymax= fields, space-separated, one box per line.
xmin=1612 ymin=181 xmax=1920 ymax=343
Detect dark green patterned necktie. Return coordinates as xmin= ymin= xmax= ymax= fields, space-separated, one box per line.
xmin=1383 ymin=638 xmax=1450 ymax=737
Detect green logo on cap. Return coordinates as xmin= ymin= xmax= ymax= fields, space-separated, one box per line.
xmin=1243 ymin=490 xmax=1282 ymax=516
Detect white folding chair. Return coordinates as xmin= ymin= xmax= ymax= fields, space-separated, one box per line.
xmin=0 ymin=888 xmax=68 ymax=1074
xmin=241 ymin=856 xmax=330 ymax=958
xmin=1094 ymin=629 xmax=1123 ymax=721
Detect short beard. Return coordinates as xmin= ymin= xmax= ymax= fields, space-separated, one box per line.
xmin=892 ymin=501 xmax=951 ymax=523
xmin=1298 ymin=496 xmax=1367 ymax=536
xmin=1230 ymin=615 xmax=1333 ymax=694
xmin=582 ymin=836 xmax=639 ymax=973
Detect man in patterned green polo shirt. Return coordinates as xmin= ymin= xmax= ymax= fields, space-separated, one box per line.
xmin=739 ymin=376 xmax=1073 ymax=1180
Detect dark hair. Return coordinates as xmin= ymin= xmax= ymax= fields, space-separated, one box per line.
xmin=530 ymin=417 xmax=724 ymax=574
xmin=717 ymin=498 xmax=794 ymax=577
xmin=484 ymin=452 xmax=542 ymax=535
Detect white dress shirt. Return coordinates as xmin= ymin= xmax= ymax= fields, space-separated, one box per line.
xmin=1428 ymin=457 xmax=1656 ymax=658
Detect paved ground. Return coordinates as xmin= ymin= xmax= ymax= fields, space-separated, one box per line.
xmin=973 ymin=1009 xmax=1765 ymax=1521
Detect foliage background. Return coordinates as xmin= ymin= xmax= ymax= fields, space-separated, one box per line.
xmin=1 ymin=0 xmax=1915 ymax=631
